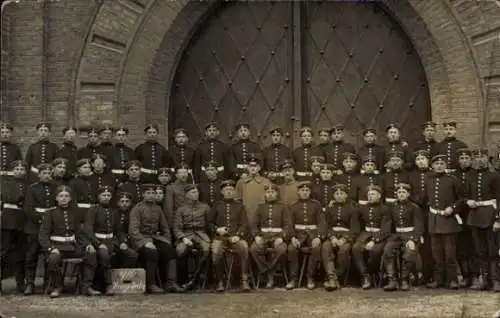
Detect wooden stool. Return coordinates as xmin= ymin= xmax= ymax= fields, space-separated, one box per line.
xmin=298 ymin=247 xmax=311 ymax=287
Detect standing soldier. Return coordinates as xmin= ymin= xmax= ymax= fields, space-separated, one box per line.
xmin=249 ymin=184 xmax=289 ymax=289
xmin=195 ymin=122 xmax=233 ymax=181
xmin=0 ymin=160 xmax=28 ymax=293
xmin=114 ymin=192 xmax=139 ymax=268
xmin=382 ymin=150 xmax=410 ymax=205
xmin=425 ymin=155 xmax=462 ymax=289
xmin=324 ymin=124 xmax=356 ymax=175
xmin=286 ymin=181 xmax=326 ymax=290
xmin=382 ymin=183 xmax=423 ymax=291
xmin=98 ymin=125 xmax=114 ymax=165
xmin=322 ymin=184 xmax=361 ymax=290
xmin=230 ymin=123 xmax=262 ymax=180
xmin=116 ymin=160 xmax=144 ymax=205
xmin=57 ymin=127 xmax=78 ymax=178
xmin=414 ymin=121 xmax=438 ymax=156
xmin=70 ymin=159 xmax=97 ymax=223
xmin=90 ymin=154 xmax=116 ymax=192
xmin=292 ymin=127 xmax=325 ymax=182
xmin=135 ymin=124 xmax=172 ymax=183
xmin=77 ymin=127 xmax=103 ymax=160
xmin=25 ymin=122 xmax=58 ymax=182
xmin=435 ymin=121 xmax=468 ymax=173
xmin=354 ymin=155 xmax=384 ymax=206
xmin=278 ymin=160 xmax=300 ymax=205
xmin=312 ymin=164 xmax=336 ymax=209
xmin=51 ymin=157 xmax=69 ymax=187
xmin=466 ymin=149 xmax=500 ymax=291
xmin=84 ymin=185 xmax=119 ymax=295
xmin=39 ymin=185 xmax=99 ymax=298
xmin=383 ymin=123 xmax=411 ymax=169
xmin=358 ymin=128 xmax=385 ymax=174
xmin=317 ymin=128 xmax=331 ymax=154
xmin=199 ymin=161 xmax=222 ymax=207
xmin=351 ymin=185 xmax=392 ymax=289
xmin=0 ymin=122 xmax=22 ymax=178
xmin=157 ymin=167 xmax=173 ymax=190
xmin=165 ymin=163 xmax=192 ymax=224
xmin=23 ymin=163 xmax=56 ymax=295
xmin=334 ymin=152 xmax=359 ymax=201
xmin=211 ymin=180 xmax=250 ymax=292
xmin=169 ymin=128 xmax=197 ymax=182
xmin=262 ymin=128 xmax=291 ymax=185
xmin=110 ymin=127 xmax=135 ymax=183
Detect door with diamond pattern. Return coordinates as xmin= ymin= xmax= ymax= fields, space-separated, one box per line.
xmin=170 ymin=1 xmax=430 ymax=148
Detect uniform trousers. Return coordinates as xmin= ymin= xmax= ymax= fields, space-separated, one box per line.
xmin=457 ymin=226 xmax=472 ymax=278
xmin=383 ymin=236 xmax=419 ymax=278
xmin=287 ymin=231 xmax=321 ymax=279
xmin=94 ymin=239 xmax=114 ymax=286
xmin=211 ymin=237 xmax=249 ymax=280
xmin=352 ymin=232 xmax=386 ymax=276
xmin=470 ymin=226 xmax=497 ymax=278
xmin=430 ymin=233 xmax=457 ymax=283
xmin=176 ymin=232 xmax=211 ymax=258
xmin=0 ymin=229 xmax=25 ymax=284
xmin=46 ymin=249 xmax=97 ymax=290
xmin=321 ymin=237 xmax=352 ymax=278
xmin=24 ymin=234 xmax=42 ymax=285
xmin=138 ymin=239 xmax=177 ymax=287
xmin=249 ymin=235 xmax=287 ymax=274
xmin=114 ymin=245 xmax=139 ymax=268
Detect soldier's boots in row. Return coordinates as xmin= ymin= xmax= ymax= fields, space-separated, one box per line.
xmin=266 ymin=272 xmax=275 ymax=289
xmin=470 ymin=275 xmax=487 ymax=291
xmin=383 ymin=261 xmax=398 ymax=292
xmin=323 ymin=261 xmax=339 ymax=291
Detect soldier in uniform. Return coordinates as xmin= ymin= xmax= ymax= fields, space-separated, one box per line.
xmin=249 ymin=184 xmax=289 ymax=289
xmin=309 ymin=156 xmax=326 ymax=186
xmin=199 ymin=161 xmax=222 ymax=207
xmin=334 ymin=152 xmax=359 ymax=201
xmin=39 ymin=185 xmax=99 ymax=297
xmin=174 ymin=185 xmax=212 ymax=289
xmin=358 ymin=128 xmax=385 ymax=174
xmin=325 ymin=124 xmax=356 ymax=174
xmin=157 ymin=167 xmax=173 ymax=189
xmin=286 ymin=181 xmax=326 ymax=290
xmin=435 ymin=121 xmax=468 ymax=173
xmin=383 ymin=123 xmax=411 ymax=169
xmin=70 ymin=159 xmax=97 ymax=223
xmin=292 ymin=127 xmax=325 ymax=182
xmin=382 ymin=150 xmax=410 ymax=205
xmin=25 ymin=122 xmax=58 ymax=182
xmin=114 ymin=192 xmax=139 ymax=268
xmin=169 ymin=128 xmax=197 ymax=182
xmin=382 ymin=183 xmax=423 ymax=291
xmin=262 ymin=128 xmax=291 ymax=185
xmin=164 ymin=163 xmax=192 ymax=224
xmin=98 ymin=125 xmax=115 ymax=164
xmin=135 ymin=124 xmax=172 ymax=183
xmin=23 ymin=163 xmax=56 ymax=295
xmin=129 ymin=184 xmax=183 ymax=293
xmin=425 ymin=154 xmax=462 ymax=289
xmin=110 ymin=127 xmax=136 ymax=183
xmin=414 ymin=121 xmax=438 ymax=156
xmin=77 ymin=127 xmax=103 ymax=161
xmin=51 ymin=157 xmax=69 ymax=187
xmin=312 ymin=164 xmax=336 ymax=209
xmin=351 ymin=185 xmax=392 ymax=289
xmin=235 ymin=155 xmax=271 ymax=221
xmin=211 ymin=180 xmax=250 ymax=292
xmin=278 ymin=160 xmax=300 ymax=205
xmin=466 ymin=149 xmax=500 ymax=290
xmin=322 ymin=183 xmax=361 ymax=290
xmin=230 ymin=123 xmax=262 ymax=179
xmin=318 ymin=128 xmax=331 ymax=153
xmin=195 ymin=122 xmax=233 ymax=181
xmin=0 ymin=122 xmax=22 ymax=179
xmin=57 ymin=127 xmax=78 ymax=178
xmin=354 ymin=155 xmax=384 ymax=207
xmin=0 ymin=160 xmax=28 ymax=293
xmin=90 ymin=154 xmax=116 ymax=192
xmin=116 ymin=160 xmax=144 ymax=205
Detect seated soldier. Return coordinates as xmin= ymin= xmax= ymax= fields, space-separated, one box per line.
xmin=84 ymin=185 xmax=120 ymax=295
xmin=129 ymin=184 xmax=183 ymax=293
xmin=174 ymin=184 xmax=212 ymax=290
xmin=249 ymin=184 xmax=289 ymax=289
xmin=322 ymin=183 xmax=361 ymax=290
xmin=38 ymin=185 xmax=99 ymax=298
xmin=278 ymin=159 xmax=299 ymax=205
xmin=115 ymin=192 xmax=138 ymax=268
xmin=382 ymin=183 xmax=423 ymax=291
xmin=352 ymin=185 xmax=392 ymax=289
xmin=51 ymin=157 xmax=69 ymax=186
xmin=117 ymin=160 xmax=144 ymax=205
xmin=211 ymin=180 xmax=250 ymax=292
xmin=287 ymin=181 xmax=325 ymax=290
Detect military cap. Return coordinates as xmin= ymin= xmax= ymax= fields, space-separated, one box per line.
xmin=413 ymin=149 xmax=430 ymax=158
xmin=141 ymin=183 xmax=157 ymax=192
xmin=117 ymin=192 xmax=133 ymax=200
xmin=87 ymin=127 xmax=99 ymax=135
xmin=220 ymin=180 xmax=236 ymax=190
xmin=386 ymin=150 xmax=404 ymax=159
xmin=115 ymin=127 xmax=129 ymax=134
xmin=99 ymin=125 xmax=113 ymax=134
xmin=279 ymin=159 xmax=294 ymax=170
xmin=320 ymin=163 xmax=335 ymax=171
xmin=0 ymin=123 xmax=13 ymax=131
xmin=62 ymin=126 xmax=77 ymax=134
xmin=471 ymin=148 xmax=488 ymax=157
xmin=269 ymin=127 xmax=283 ymax=135
xmin=248 ymin=154 xmax=262 ymax=165
xmin=297 ymin=181 xmax=312 ymax=190
xmin=318 ymin=127 xmax=332 ymax=134
xmin=185 ymin=184 xmax=199 ymax=193
xmin=55 ymin=185 xmax=71 ymax=195
xmin=174 ymin=162 xmax=190 ymax=170
xmin=205 ymin=122 xmax=218 ymax=130
xmin=91 ymin=153 xmax=106 ymax=161
xmin=173 ymin=128 xmax=188 ymax=136
xmin=97 ymin=185 xmax=113 ymax=195
xmin=310 ymin=156 xmax=325 ymax=164
xmin=299 ymin=126 xmax=313 ymax=135
xmin=362 ymin=155 xmax=377 ymax=163
xmin=362 ymin=128 xmax=377 ymax=135
xmin=443 ymin=121 xmax=457 ymax=128
xmin=37 ymin=163 xmax=53 ymax=172
xmin=158 ymin=167 xmax=172 ymax=175
xmin=235 ymin=122 xmax=250 ymax=131
xmin=457 ymin=148 xmax=471 ymax=157
xmin=385 ymin=123 xmax=401 ymax=132
xmin=431 ymin=154 xmax=446 ymax=163
xmin=52 ymin=157 xmax=68 ymax=166
xmin=264 ymin=183 xmax=279 ymax=192
xmin=126 ymin=160 xmax=142 ymax=169
xmin=144 ymin=123 xmax=159 ymax=133
xmin=10 ymin=160 xmax=27 ymax=170
xmin=331 ymin=124 xmax=344 ymax=132
xmin=202 ymin=160 xmax=218 ymax=169
xmin=343 ymin=152 xmax=358 ymax=161
xmin=366 ymin=184 xmax=382 ymax=193
xmin=395 ymin=183 xmax=411 ymax=192
xmin=76 ymin=158 xmax=91 ymax=167
xmin=333 ymin=183 xmax=349 ymax=193
xmin=422 ymin=121 xmax=436 ymax=129
xmin=36 ymin=122 xmax=51 ymax=131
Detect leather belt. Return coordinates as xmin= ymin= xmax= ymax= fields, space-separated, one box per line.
xmin=429 ymin=207 xmax=463 ymax=224
xmin=95 ymin=233 xmax=114 ymax=239
xmin=50 ymin=235 xmax=75 ymax=243
xmin=385 ymin=198 xmax=397 ymax=203
xmin=236 ymin=164 xmax=248 ymax=169
xmin=35 ymin=207 xmax=54 ymax=213
xmin=332 ymin=226 xmax=349 ymax=232
xmin=202 ymin=166 xmax=224 ymax=172
xmin=3 ymin=203 xmax=20 ymax=210
xmin=358 ymin=200 xmax=368 ymax=205
xmin=261 ymin=227 xmax=282 ymax=233
xmin=365 ymin=227 xmax=381 ymax=232
xmin=140 ymin=168 xmax=157 ymax=174
xmin=296 ymin=171 xmax=312 ymax=177
xmin=30 ymin=166 xmax=39 ymax=174
xmin=294 ymin=224 xmax=317 ymax=230
xmin=0 ymin=170 xmax=14 ymax=176
xmin=77 ymin=203 xmax=92 ymax=208
xmin=111 ymin=169 xmax=125 ymax=174
xmin=395 ymin=226 xmax=415 ymax=233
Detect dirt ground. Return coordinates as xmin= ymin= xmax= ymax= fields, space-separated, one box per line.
xmin=0 ymin=279 xmax=499 ymax=318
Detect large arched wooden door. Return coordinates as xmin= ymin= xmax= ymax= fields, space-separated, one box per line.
xmin=170 ymin=1 xmax=430 ymax=148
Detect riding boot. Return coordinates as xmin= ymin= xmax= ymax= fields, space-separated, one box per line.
xmin=400 ymin=261 xmax=410 ymax=291
xmin=383 ymin=260 xmax=398 ymax=291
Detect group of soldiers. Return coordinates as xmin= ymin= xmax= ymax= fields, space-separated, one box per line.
xmin=0 ymin=120 xmax=499 ymax=297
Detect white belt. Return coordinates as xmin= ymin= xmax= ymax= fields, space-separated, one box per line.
xmin=236 ymin=164 xmax=248 ymax=170
xmin=30 ymin=166 xmax=39 ymax=174
xmin=360 ymin=170 xmax=380 ymax=175
xmin=445 ymin=169 xmax=456 ymax=173
xmin=77 ymin=203 xmax=92 ymax=208
xmin=0 ymin=170 xmax=14 ymax=176
xmin=3 ymin=203 xmax=20 ymax=210
xmin=261 ymin=227 xmax=283 ymax=233
xmin=332 ymin=226 xmax=349 ymax=232
xmin=429 ymin=207 xmax=463 ymax=224
xmin=296 ymin=172 xmax=312 ymax=177
xmin=50 ymin=235 xmax=75 ymax=243
xmin=358 ymin=200 xmax=368 ymax=205
xmin=294 ymin=224 xmax=317 ymax=230
xmin=95 ymin=233 xmax=114 ymax=239
xmin=385 ymin=198 xmax=397 ymax=203
xmin=35 ymin=207 xmax=54 ymax=213
xmin=475 ymin=199 xmax=497 ymax=209
xmin=365 ymin=227 xmax=380 ymax=232
xmin=111 ymin=169 xmax=125 ymax=174
xmin=140 ymin=168 xmax=157 ymax=174
xmin=201 ymin=166 xmax=224 ymax=172
xmin=396 ymin=226 xmax=415 ymax=233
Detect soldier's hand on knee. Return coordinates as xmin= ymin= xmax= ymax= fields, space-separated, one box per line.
xmin=98 ymin=244 xmax=108 ymax=250
xmin=443 ymin=207 xmax=453 ymax=216
xmin=311 ymin=238 xmax=321 ymax=249
xmin=405 ymin=240 xmax=416 ymax=251
xmin=330 ymin=237 xmax=338 ymax=247
xmin=182 ymin=237 xmax=193 ymax=246
xmin=119 ymin=243 xmax=128 ymax=250
xmin=291 ymin=237 xmax=300 ymax=248
xmin=254 ymin=235 xmax=264 ymax=247
xmin=365 ymin=240 xmax=375 ymax=251
xmin=216 ymin=227 xmax=228 ymax=236
xmin=50 ymin=248 xmax=60 ymax=255
xmin=338 ymin=237 xmax=346 ymax=246
xmin=145 ymin=242 xmax=156 ymax=249
xmin=86 ymin=245 xmax=96 ymax=253
xmin=274 ymin=237 xmax=284 ymax=246
xmin=328 ymin=200 xmax=335 ymax=207
xmin=229 ymin=236 xmax=240 ymax=243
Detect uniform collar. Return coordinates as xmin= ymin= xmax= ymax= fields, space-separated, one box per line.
xmin=244 ymin=175 xmax=265 ymax=183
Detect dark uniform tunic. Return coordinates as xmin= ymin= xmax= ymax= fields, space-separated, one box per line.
xmin=0 ymin=140 xmax=22 ymax=176
xmin=116 ymin=179 xmax=142 ymax=205
xmin=414 ymin=138 xmax=438 ymax=157
xmin=25 ymin=140 xmax=58 ymax=180
xmin=383 ymin=141 xmax=411 ymax=169
xmin=354 ymin=173 xmax=384 ymax=205
xmin=134 ymin=141 xmax=172 ymax=183
xmin=334 ymin=172 xmax=358 ymax=201
xmin=408 ymin=169 xmax=431 ymax=207
xmin=312 ymin=180 xmax=337 ymax=208
xmin=115 ymin=207 xmax=138 ymax=268
xmin=77 ymin=144 xmax=104 ymax=161
xmin=57 ymin=141 xmax=78 ymax=177
xmin=292 ymin=145 xmax=324 ymax=180
xmin=262 ymin=143 xmax=291 ymax=182
xmin=70 ymin=176 xmax=98 ymax=223
xmin=109 ymin=143 xmax=136 ymax=181
xmin=358 ymin=144 xmax=385 ymax=173
xmin=435 ymin=137 xmax=468 ymax=171
xmin=199 ymin=179 xmax=222 ymax=207
xmin=324 ymin=141 xmax=356 ymax=172
xmin=230 ymin=139 xmax=261 ymax=178
xmin=99 ymin=142 xmax=115 ymax=165
xmin=382 ymin=170 xmax=410 ymax=204
xmin=195 ymin=138 xmax=233 ymax=180
xmin=169 ymin=144 xmax=197 ymax=174
xmin=90 ymin=171 xmax=116 ymax=198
